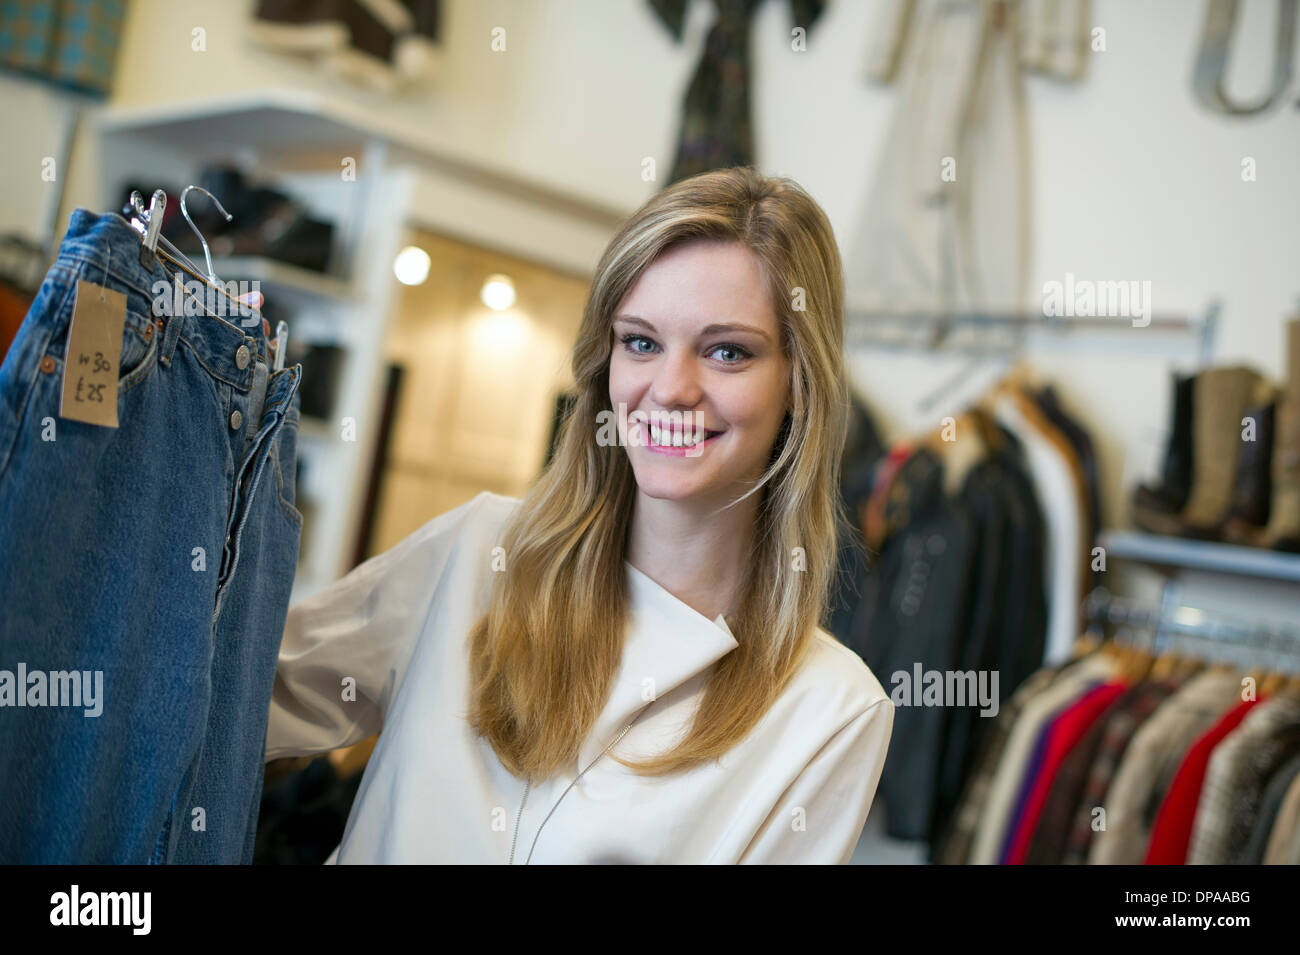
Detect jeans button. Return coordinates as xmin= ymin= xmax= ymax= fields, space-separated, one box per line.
xmin=235 ymin=344 xmax=250 ymax=369
xmin=230 ymin=409 xmax=243 ymax=430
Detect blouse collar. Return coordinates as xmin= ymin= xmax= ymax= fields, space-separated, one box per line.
xmin=574 ymin=561 xmax=740 ymax=769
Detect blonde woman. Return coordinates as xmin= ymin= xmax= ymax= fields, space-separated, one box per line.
xmin=266 ymin=167 xmax=895 ymax=864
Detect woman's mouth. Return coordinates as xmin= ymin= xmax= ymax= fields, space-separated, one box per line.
xmin=643 ymin=422 xmax=725 ymax=456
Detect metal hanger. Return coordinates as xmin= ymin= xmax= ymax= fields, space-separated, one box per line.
xmin=179 ymin=184 xmax=232 ymax=287
xmin=129 ymin=189 xmax=165 ymax=268
xmin=126 ymin=189 xmax=202 ymax=281
xmin=915 ymin=333 xmax=1024 ymax=414
xmin=125 ymin=185 xmax=290 ymax=370
xmin=125 ymin=187 xmax=244 ymax=310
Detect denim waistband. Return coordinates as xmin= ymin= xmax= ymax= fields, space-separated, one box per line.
xmin=51 ymin=209 xmax=273 ymax=394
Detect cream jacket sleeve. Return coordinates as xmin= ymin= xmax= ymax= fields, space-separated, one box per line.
xmin=737 ymin=697 xmax=896 ymax=864
xmin=265 ymin=493 xmax=485 ymax=761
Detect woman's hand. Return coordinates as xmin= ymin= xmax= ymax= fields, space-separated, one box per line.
xmin=238 ymin=289 xmax=272 ymax=341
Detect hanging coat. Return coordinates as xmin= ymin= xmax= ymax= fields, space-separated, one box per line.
xmin=267 ymin=491 xmax=894 ymax=863
xmin=846 ymin=0 xmax=1030 ymax=315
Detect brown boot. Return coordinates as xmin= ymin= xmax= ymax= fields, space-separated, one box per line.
xmin=1179 ymin=366 xmax=1268 ymax=538
xmin=1260 ymin=319 xmax=1300 ymax=552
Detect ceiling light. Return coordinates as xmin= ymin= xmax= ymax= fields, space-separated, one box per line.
xmin=481 ymin=273 xmax=516 ymax=310
xmin=394 ymin=246 xmax=431 ymax=285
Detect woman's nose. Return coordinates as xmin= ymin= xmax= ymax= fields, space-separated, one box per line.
xmin=649 ymin=348 xmax=703 ymax=408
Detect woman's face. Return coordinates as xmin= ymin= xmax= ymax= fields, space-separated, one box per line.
xmin=608 ymin=239 xmax=792 ymax=504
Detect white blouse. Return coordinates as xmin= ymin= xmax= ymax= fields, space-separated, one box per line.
xmin=266 ymin=491 xmax=894 ymax=863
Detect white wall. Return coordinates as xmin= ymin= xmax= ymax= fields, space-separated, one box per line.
xmin=5 ymin=0 xmax=1298 ymax=533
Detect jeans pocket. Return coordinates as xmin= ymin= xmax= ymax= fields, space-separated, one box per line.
xmin=0 ymin=274 xmax=160 ymax=482
xmin=34 ymin=278 xmax=159 ymax=393
xmin=117 ymin=313 xmax=160 ymax=393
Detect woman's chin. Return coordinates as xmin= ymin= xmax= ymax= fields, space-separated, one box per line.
xmin=631 ymin=474 xmax=710 ymax=502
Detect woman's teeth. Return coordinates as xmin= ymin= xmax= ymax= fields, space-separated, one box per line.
xmin=648 ymin=422 xmax=718 ymax=447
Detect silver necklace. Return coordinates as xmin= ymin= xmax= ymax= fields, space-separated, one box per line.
xmin=508 ymin=702 xmax=653 ymax=864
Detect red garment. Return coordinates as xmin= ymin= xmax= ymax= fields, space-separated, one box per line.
xmin=1143 ymin=697 xmax=1260 ymax=865
xmin=1007 ymin=680 xmax=1128 ymax=864
xmin=0 ymin=280 xmax=33 ymax=363
xmin=863 ymin=441 xmax=915 ymax=551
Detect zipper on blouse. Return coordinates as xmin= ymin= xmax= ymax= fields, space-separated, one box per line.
xmin=509 ymin=780 xmax=530 ymax=864
xmin=505 ymin=712 xmax=646 ymax=865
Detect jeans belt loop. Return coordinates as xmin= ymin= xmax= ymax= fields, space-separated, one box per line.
xmin=160 ymin=271 xmax=185 ymax=366
xmin=245 ymin=358 xmax=269 ymax=443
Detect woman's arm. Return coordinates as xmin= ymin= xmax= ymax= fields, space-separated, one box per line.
xmin=265 ymin=492 xmax=488 ymax=761
xmin=736 ymin=698 xmax=896 ymax=864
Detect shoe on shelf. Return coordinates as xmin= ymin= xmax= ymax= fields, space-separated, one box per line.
xmin=1131 ymin=371 xmax=1195 ymax=536
xmin=1177 ymin=366 xmax=1270 ymax=540
xmin=1259 ymin=318 xmax=1300 ymax=553
xmin=1220 ymin=399 xmax=1276 ymax=545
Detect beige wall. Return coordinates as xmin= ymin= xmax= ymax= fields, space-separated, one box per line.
xmin=8 ymin=0 xmax=1298 ymax=542
xmin=368 ymin=229 xmax=589 ymax=556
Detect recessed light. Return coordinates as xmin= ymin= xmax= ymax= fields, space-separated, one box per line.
xmin=481 ymin=273 xmax=515 ymax=310
xmin=394 ymin=246 xmax=431 ymax=285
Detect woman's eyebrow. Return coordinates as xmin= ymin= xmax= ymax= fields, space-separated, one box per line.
xmin=614 ymin=315 xmax=771 ymax=343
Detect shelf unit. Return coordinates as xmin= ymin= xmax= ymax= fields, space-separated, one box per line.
xmin=1098 ymin=530 xmax=1300 ymax=584
xmin=95 ymin=90 xmax=625 ymax=278
xmin=208 ymin=255 xmax=356 ymax=304
xmin=1092 ymin=529 xmax=1300 ymax=662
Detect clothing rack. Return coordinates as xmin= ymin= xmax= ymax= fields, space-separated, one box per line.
xmin=1082 ymin=586 xmax=1300 ymax=670
xmin=845 ymin=303 xmax=1220 ymax=365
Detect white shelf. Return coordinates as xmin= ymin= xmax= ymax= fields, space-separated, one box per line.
xmin=96 ymin=89 xmax=627 ymax=226
xmin=212 ymin=255 xmax=354 ymax=304
xmin=101 ymin=90 xmax=376 ymax=153
xmin=1100 ymin=530 xmax=1300 ymax=583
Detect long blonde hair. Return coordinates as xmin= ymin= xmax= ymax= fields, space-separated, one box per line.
xmin=467 ymin=166 xmax=851 ymax=781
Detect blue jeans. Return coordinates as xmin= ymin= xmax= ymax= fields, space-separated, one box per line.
xmin=0 ymin=209 xmax=302 ymax=863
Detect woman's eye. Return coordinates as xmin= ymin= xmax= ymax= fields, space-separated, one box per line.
xmin=710 ymin=344 xmax=752 ymax=364
xmin=618 ymin=334 xmax=752 ymax=364
xmin=620 ymin=334 xmax=655 ymax=355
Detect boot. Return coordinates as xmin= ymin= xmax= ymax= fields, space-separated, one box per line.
xmin=1260 ymin=318 xmax=1300 ymax=552
xmin=1220 ymin=398 xmax=1276 ymax=543
xmin=1131 ymin=372 xmax=1195 ymax=535
xmin=1179 ymin=366 xmax=1268 ymax=539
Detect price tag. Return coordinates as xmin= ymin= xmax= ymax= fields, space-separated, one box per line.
xmin=59 ymin=280 xmax=126 ymax=428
